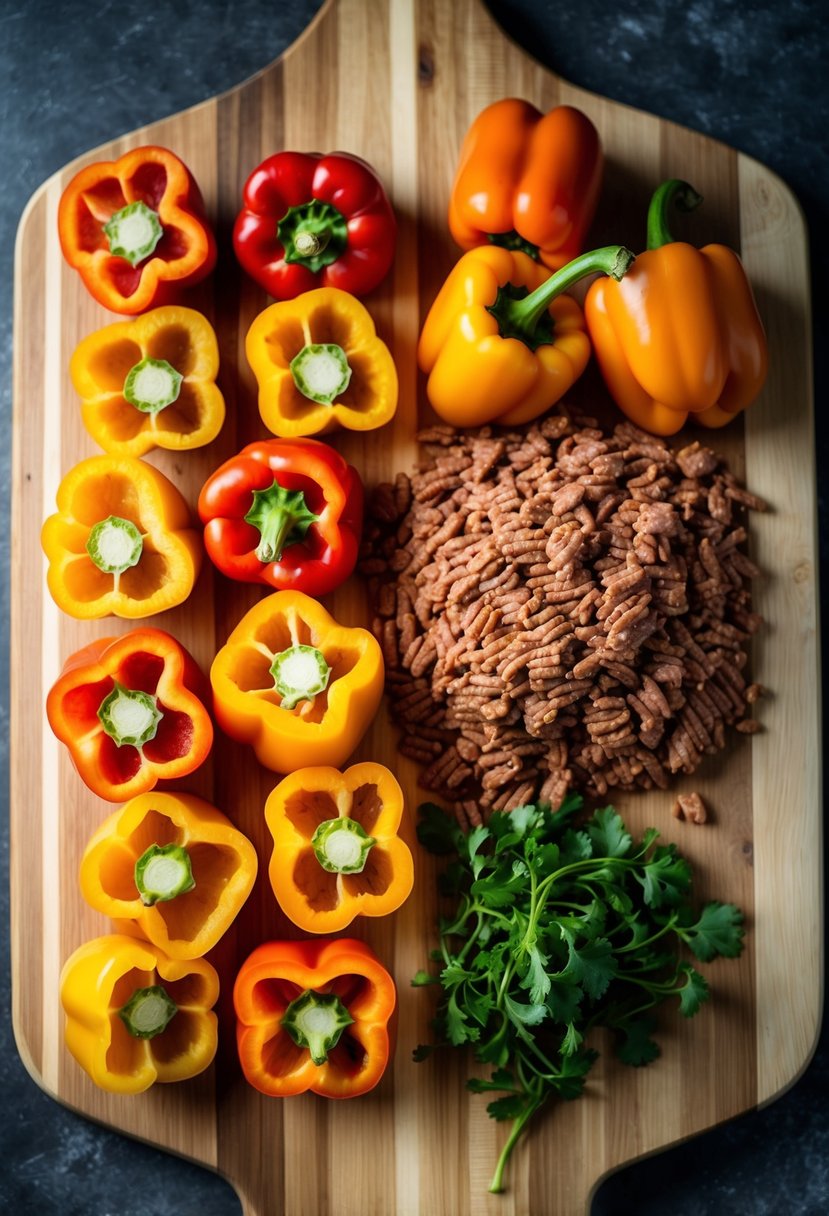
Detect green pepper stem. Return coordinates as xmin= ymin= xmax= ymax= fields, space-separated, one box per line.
xmin=311 ymin=817 xmax=376 ymax=874
xmin=104 ymin=201 xmax=164 ymax=267
xmin=290 ymin=343 xmax=352 ymax=406
xmin=270 ymin=644 xmax=331 ymax=710
xmin=244 ymin=479 xmax=320 ymax=564
xmin=123 ymin=357 xmax=183 ymax=414
xmin=281 ymin=989 xmax=354 ymax=1066
xmin=98 ymin=681 xmax=162 ymax=748
xmin=86 ymin=515 xmax=143 ymax=575
xmin=278 ymin=199 xmax=348 ymax=272
xmin=134 ymin=843 xmax=195 ymax=905
xmin=646 ymin=179 xmax=703 ymax=250
xmin=489 ymin=245 xmax=635 ymax=347
xmin=118 ymin=984 xmax=178 ymax=1039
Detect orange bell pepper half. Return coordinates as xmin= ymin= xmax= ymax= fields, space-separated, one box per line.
xmin=584 ymin=179 xmax=769 ymax=435
xmin=418 ymin=243 xmax=633 ymax=428
xmin=210 ymin=590 xmax=384 ymax=773
xmin=246 ymin=287 xmax=398 ymax=437
xmin=70 ymin=305 xmax=225 ymax=455
xmin=79 ymin=792 xmax=257 ymax=958
xmin=41 ymin=454 xmax=202 ymax=618
xmin=60 ymin=933 xmax=219 ymax=1093
xmin=265 ymin=762 xmax=413 ymax=933
xmin=449 ymin=99 xmax=604 ymax=271
xmin=58 ymin=145 xmax=216 ymax=315
xmin=46 ymin=628 xmax=213 ymax=802
xmin=234 ymin=937 xmax=396 ymax=1098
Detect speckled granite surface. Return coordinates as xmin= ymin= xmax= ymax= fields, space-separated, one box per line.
xmin=1 ymin=2 xmax=826 ymax=1213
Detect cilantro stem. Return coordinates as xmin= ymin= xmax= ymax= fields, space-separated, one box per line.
xmin=489 ymin=1096 xmax=545 ymax=1194
xmin=615 ymin=917 xmax=678 ymax=954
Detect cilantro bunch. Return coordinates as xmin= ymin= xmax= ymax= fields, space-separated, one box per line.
xmin=412 ymin=796 xmax=744 ymax=1194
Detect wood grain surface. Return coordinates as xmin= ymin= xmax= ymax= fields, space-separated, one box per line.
xmin=10 ymin=0 xmax=821 ymax=1212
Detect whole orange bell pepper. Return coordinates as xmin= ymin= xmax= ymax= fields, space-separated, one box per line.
xmin=210 ymin=590 xmax=384 ymax=773
xmin=418 ymin=243 xmax=633 ymax=427
xmin=41 ymin=454 xmax=202 ymax=618
xmin=246 ymin=287 xmax=398 ymax=437
xmin=60 ymin=933 xmax=219 ymax=1093
xmin=234 ymin=937 xmax=396 ymax=1098
xmin=58 ymin=145 xmax=216 ymax=315
xmin=584 ymin=179 xmax=769 ymax=435
xmin=70 ymin=306 xmax=225 ymax=456
xmin=79 ymin=792 xmax=257 ymax=958
xmin=265 ymin=762 xmax=413 ymax=933
xmin=449 ymin=99 xmax=604 ymax=271
xmin=46 ymin=628 xmax=213 ymax=802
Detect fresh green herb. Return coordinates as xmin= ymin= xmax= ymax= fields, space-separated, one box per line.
xmin=412 ymin=797 xmax=744 ymax=1194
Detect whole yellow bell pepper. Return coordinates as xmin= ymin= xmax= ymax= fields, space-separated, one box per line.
xmin=70 ymin=305 xmax=226 ymax=456
xmin=246 ymin=287 xmax=398 ymax=437
xmin=41 ymin=454 xmax=201 ymax=619
xmin=60 ymin=933 xmax=219 ymax=1094
xmin=210 ymin=589 xmax=384 ymax=772
xmin=265 ymin=762 xmax=414 ymax=933
xmin=79 ymin=792 xmax=258 ymax=959
xmin=417 ymin=243 xmax=633 ymax=428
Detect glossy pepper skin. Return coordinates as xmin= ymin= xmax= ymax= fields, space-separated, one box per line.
xmin=46 ymin=629 xmax=213 ymax=802
xmin=418 ymin=243 xmax=632 ymax=427
xmin=79 ymin=792 xmax=257 ymax=958
xmin=198 ymin=438 xmax=363 ymax=597
xmin=246 ymin=287 xmax=398 ymax=437
xmin=585 ymin=179 xmax=769 ymax=435
xmin=234 ymin=938 xmax=395 ymax=1098
xmin=58 ymin=146 xmax=216 ymax=315
xmin=60 ymin=933 xmax=219 ymax=1094
xmin=233 ymin=151 xmax=396 ymax=301
xmin=265 ymin=762 xmax=413 ymax=933
xmin=449 ymin=99 xmax=604 ymax=271
xmin=70 ymin=305 xmax=225 ymax=455
xmin=41 ymin=454 xmax=201 ymax=619
xmin=210 ymin=590 xmax=384 ymax=773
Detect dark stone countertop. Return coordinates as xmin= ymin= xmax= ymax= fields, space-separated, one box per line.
xmin=1 ymin=2 xmax=826 ymax=1213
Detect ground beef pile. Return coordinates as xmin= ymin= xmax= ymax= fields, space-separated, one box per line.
xmin=360 ymin=412 xmax=767 ymax=825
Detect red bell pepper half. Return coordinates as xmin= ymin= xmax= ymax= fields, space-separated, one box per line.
xmin=233 ymin=151 xmax=396 ymax=300
xmin=197 ymin=438 xmax=363 ymax=597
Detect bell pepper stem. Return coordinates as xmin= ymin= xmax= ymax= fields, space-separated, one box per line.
xmin=135 ymin=843 xmax=195 ymax=905
xmin=118 ymin=984 xmax=178 ymax=1039
xmin=646 ymin=179 xmax=704 ymax=250
xmin=490 ymin=245 xmax=635 ymax=346
xmin=104 ymin=201 xmax=164 ymax=267
xmin=244 ymin=479 xmax=320 ymax=563
xmin=86 ymin=515 xmax=143 ymax=575
xmin=270 ymin=644 xmax=331 ymax=710
xmin=281 ymin=989 xmax=354 ymax=1066
xmin=290 ymin=343 xmax=352 ymax=405
xmin=311 ymin=817 xmax=376 ymax=874
xmin=98 ymin=681 xmax=163 ymax=748
xmin=123 ymin=357 xmax=183 ymax=414
xmin=278 ymin=199 xmax=348 ymax=272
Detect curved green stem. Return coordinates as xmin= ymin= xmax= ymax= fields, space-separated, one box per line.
xmin=488 ymin=245 xmax=634 ymax=350
xmin=244 ymin=479 xmax=320 ymax=563
xmin=646 ymin=179 xmax=703 ymax=250
xmin=489 ymin=1096 xmax=545 ymax=1193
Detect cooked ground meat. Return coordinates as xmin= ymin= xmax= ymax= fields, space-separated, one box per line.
xmin=361 ymin=411 xmax=767 ymax=826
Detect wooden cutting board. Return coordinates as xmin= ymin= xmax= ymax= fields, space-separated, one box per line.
xmin=10 ymin=0 xmax=820 ymax=1212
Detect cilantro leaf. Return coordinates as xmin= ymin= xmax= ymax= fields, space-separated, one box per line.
xmin=487 ymin=1094 xmax=530 ymax=1121
xmin=635 ymin=844 xmax=692 ymax=908
xmin=559 ymin=828 xmax=593 ymax=864
xmin=564 ymin=937 xmax=617 ymax=1000
xmin=560 ymin=1021 xmax=584 ymax=1057
xmin=677 ymin=964 xmax=710 ymax=1017
xmin=445 ymin=990 xmax=478 ymax=1045
xmin=520 ymin=945 xmax=552 ymax=1004
xmin=615 ymin=1017 xmax=660 ymax=1066
xmin=587 ymin=806 xmax=633 ymax=858
xmin=417 ymin=802 xmax=462 ymax=855
xmin=680 ymin=901 xmax=745 ymax=961
xmin=546 ymin=979 xmax=583 ymax=1025
xmin=412 ymin=1043 xmax=435 ymax=1062
xmin=503 ymin=993 xmax=548 ymax=1028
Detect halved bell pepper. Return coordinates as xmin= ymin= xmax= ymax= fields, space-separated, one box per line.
xmin=210 ymin=590 xmax=384 ymax=773
xmin=79 ymin=792 xmax=257 ymax=958
xmin=41 ymin=454 xmax=202 ymax=618
xmin=449 ymin=99 xmax=604 ymax=270
xmin=234 ymin=937 xmax=395 ymax=1098
xmin=198 ymin=438 xmax=363 ymax=597
xmin=46 ymin=628 xmax=213 ymax=802
xmin=418 ymin=243 xmax=633 ymax=427
xmin=70 ymin=305 xmax=225 ymax=455
xmin=60 ymin=933 xmax=219 ymax=1093
xmin=246 ymin=287 xmax=398 ymax=437
xmin=58 ymin=145 xmax=216 ymax=315
xmin=233 ymin=150 xmax=396 ymax=300
xmin=265 ymin=762 xmax=413 ymax=933
xmin=584 ymin=179 xmax=769 ymax=435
